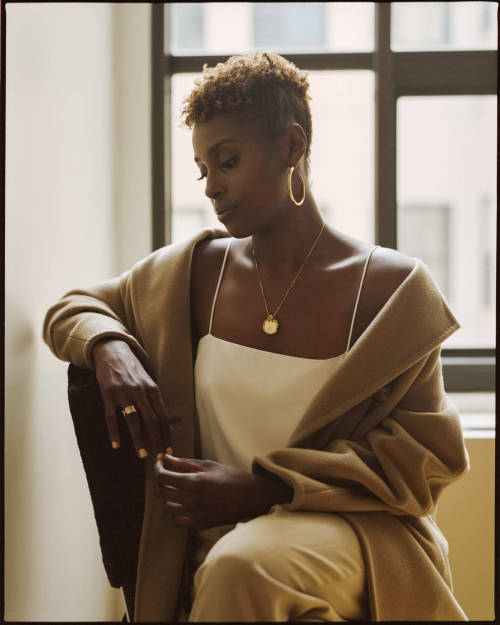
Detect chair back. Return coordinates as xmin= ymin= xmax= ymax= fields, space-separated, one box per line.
xmin=67 ymin=364 xmax=145 ymax=616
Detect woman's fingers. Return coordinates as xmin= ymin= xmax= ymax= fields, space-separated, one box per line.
xmin=162 ymin=498 xmax=196 ymax=528
xmin=105 ymin=394 xmax=169 ymax=459
xmin=121 ymin=404 xmax=148 ymax=458
xmin=134 ymin=394 xmax=164 ymax=457
xmin=103 ymin=398 xmax=121 ymax=450
xmin=160 ymin=454 xmax=204 ymax=472
xmin=155 ymin=463 xmax=202 ymax=492
xmin=160 ymin=484 xmax=184 ymax=504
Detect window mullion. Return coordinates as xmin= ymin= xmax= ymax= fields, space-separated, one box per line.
xmin=152 ymin=3 xmax=168 ymax=250
xmin=394 ymin=50 xmax=497 ymax=96
xmin=169 ymin=52 xmax=374 ymax=73
xmin=374 ymin=3 xmax=397 ymax=249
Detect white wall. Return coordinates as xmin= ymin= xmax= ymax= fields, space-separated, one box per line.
xmin=113 ymin=3 xmax=152 ymax=272
xmin=5 ymin=3 xmax=151 ymax=620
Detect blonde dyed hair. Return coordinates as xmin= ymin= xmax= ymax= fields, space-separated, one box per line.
xmin=181 ymin=52 xmax=313 ymax=171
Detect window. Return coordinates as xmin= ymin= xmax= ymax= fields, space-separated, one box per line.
xmin=397 ymin=96 xmax=496 ymax=349
xmin=392 ymin=1 xmax=497 ymax=51
xmin=252 ymin=3 xmax=327 ymax=50
xmin=153 ymin=2 xmax=496 ymax=395
xmin=398 ymin=202 xmax=450 ymax=298
xmin=168 ymin=2 xmax=374 ymax=55
xmin=170 ymin=3 xmax=204 ymax=54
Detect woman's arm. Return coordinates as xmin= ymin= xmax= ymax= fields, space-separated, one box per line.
xmin=43 ymin=271 xmax=170 ymax=458
xmin=43 ymin=271 xmax=151 ymax=371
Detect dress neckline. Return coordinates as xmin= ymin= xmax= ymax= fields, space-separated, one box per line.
xmin=199 ymin=333 xmax=346 ymax=363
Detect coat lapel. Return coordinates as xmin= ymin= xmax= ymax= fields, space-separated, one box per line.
xmin=134 ymin=228 xmax=228 ymax=621
xmin=288 ymin=258 xmax=460 ymax=446
xmin=137 ymin=228 xmax=228 ymax=457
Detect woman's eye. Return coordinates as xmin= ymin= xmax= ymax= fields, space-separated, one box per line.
xmin=196 ymin=156 xmax=238 ymax=181
xmin=222 ymin=155 xmax=239 ymax=169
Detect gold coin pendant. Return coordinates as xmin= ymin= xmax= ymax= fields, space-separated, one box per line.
xmin=262 ymin=315 xmax=279 ymax=335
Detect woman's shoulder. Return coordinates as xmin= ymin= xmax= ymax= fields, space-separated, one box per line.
xmin=360 ymin=246 xmax=415 ymax=324
xmin=191 ymin=233 xmax=231 ymax=287
xmin=328 ymin=228 xmax=415 ymax=299
xmin=192 ymin=233 xmax=231 ymax=262
xmin=369 ymin=245 xmax=416 ymax=292
xmin=327 ymin=229 xmax=417 ymax=338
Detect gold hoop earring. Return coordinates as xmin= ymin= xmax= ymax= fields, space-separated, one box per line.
xmin=287 ymin=166 xmax=306 ymax=206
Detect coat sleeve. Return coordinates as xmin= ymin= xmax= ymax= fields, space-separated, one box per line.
xmin=252 ymin=347 xmax=470 ymax=517
xmin=42 ymin=267 xmax=153 ymax=372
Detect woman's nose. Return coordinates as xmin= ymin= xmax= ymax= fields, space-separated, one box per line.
xmin=204 ymin=173 xmax=224 ymax=200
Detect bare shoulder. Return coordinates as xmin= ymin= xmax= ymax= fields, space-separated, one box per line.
xmin=368 ymin=245 xmax=415 ymax=289
xmin=190 ymin=235 xmax=231 ymax=338
xmin=362 ymin=245 xmax=415 ymax=318
xmin=191 ymin=236 xmax=230 ymax=287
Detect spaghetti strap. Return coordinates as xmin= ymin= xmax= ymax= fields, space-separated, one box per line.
xmin=208 ymin=238 xmax=232 ymax=335
xmin=345 ymin=246 xmax=379 ymax=353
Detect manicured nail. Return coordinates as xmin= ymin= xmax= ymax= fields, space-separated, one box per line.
xmin=138 ymin=448 xmax=148 ymax=458
xmin=112 ymin=441 xmax=119 ymax=450
xmin=166 ymin=446 xmax=173 ymax=455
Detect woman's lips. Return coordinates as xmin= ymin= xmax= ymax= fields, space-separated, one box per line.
xmin=216 ymin=205 xmax=236 ymax=220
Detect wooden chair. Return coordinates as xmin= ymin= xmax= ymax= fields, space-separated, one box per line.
xmin=67 ymin=364 xmax=145 ymax=621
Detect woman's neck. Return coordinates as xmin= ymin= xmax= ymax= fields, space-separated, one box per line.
xmin=249 ymin=200 xmax=326 ymax=275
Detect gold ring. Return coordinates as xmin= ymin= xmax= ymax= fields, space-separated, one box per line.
xmin=122 ymin=404 xmax=137 ymax=417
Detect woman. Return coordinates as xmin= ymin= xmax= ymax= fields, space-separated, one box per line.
xmin=43 ymin=52 xmax=468 ymax=622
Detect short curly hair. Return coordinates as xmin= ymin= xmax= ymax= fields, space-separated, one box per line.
xmin=181 ymin=52 xmax=312 ymax=173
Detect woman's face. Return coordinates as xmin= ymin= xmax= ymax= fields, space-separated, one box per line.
xmin=192 ymin=111 xmax=290 ymax=238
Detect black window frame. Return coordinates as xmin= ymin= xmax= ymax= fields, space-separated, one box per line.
xmin=152 ymin=3 xmax=496 ymax=392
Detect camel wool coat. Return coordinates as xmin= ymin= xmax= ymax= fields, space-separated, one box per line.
xmin=43 ymin=227 xmax=469 ymax=621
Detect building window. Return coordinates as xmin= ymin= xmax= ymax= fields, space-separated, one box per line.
xmin=252 ymin=3 xmax=326 ymax=50
xmin=397 ymin=95 xmax=496 ymax=349
xmin=391 ymin=1 xmax=497 ymax=50
xmin=170 ymin=3 xmax=204 ymax=54
xmin=398 ymin=203 xmax=450 ymax=299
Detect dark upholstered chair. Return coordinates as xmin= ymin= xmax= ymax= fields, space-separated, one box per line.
xmin=67 ymin=364 xmax=145 ymax=621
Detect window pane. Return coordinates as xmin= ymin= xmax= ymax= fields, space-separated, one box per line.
xmin=253 ymin=3 xmax=327 ymax=50
xmin=449 ymin=392 xmax=495 ymax=433
xmin=171 ymin=71 xmax=374 ymax=244
xmin=169 ymin=3 xmax=204 ymax=53
xmin=308 ymin=71 xmax=374 ymax=243
xmin=168 ymin=3 xmax=374 ymax=55
xmin=392 ymin=2 xmax=497 ymax=50
xmin=397 ymin=96 xmax=496 ymax=348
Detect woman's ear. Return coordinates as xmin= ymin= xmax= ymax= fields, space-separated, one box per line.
xmin=286 ymin=123 xmax=307 ymax=165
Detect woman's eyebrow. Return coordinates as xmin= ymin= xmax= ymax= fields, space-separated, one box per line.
xmin=194 ymin=138 xmax=243 ymax=163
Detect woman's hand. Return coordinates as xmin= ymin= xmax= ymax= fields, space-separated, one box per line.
xmin=92 ymin=337 xmax=172 ymax=459
xmin=154 ymin=454 xmax=294 ymax=530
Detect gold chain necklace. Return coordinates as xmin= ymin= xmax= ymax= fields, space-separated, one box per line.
xmin=252 ymin=222 xmax=325 ymax=335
